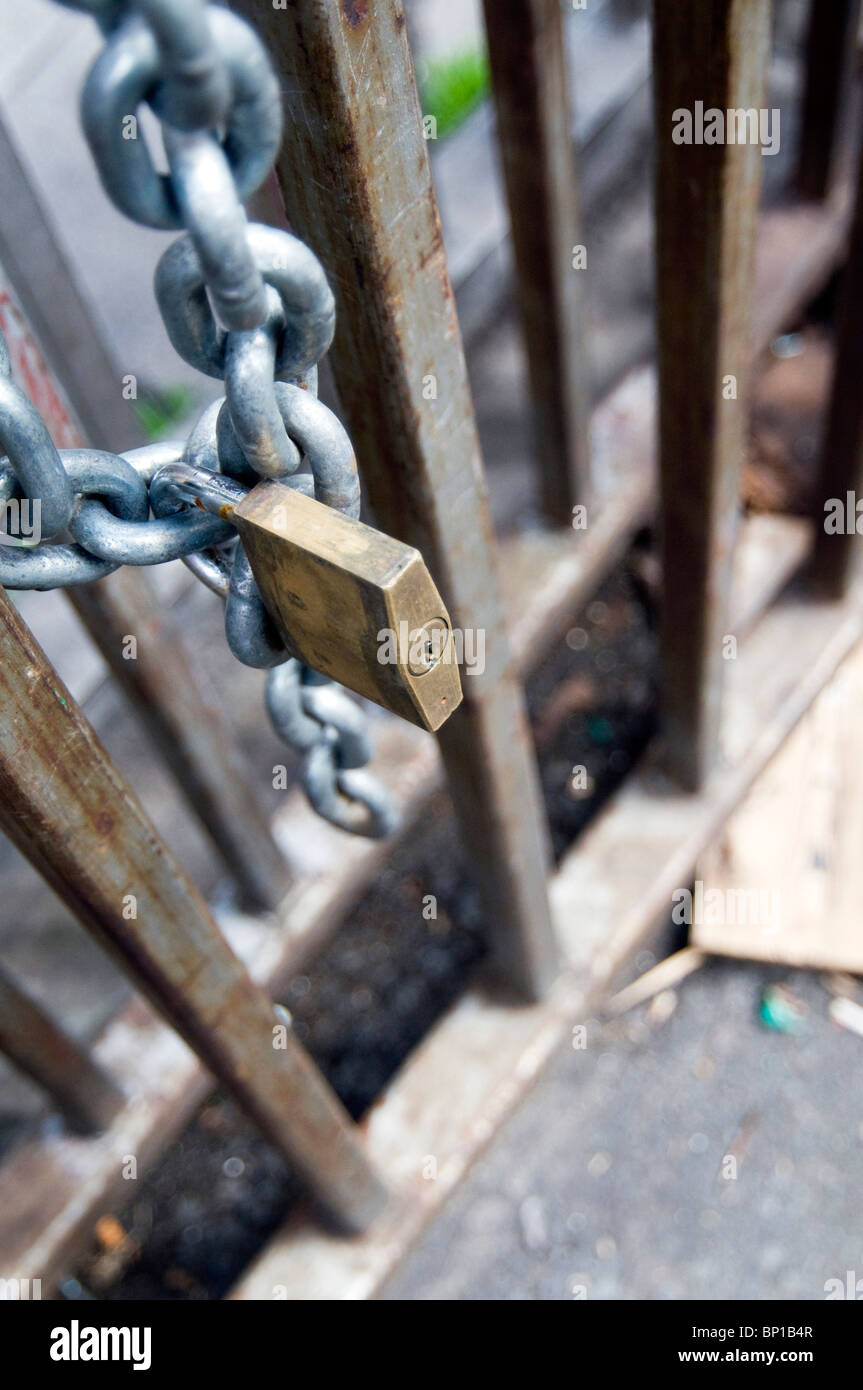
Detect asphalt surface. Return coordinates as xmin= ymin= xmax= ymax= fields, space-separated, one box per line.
xmin=385 ymin=959 xmax=863 ymax=1301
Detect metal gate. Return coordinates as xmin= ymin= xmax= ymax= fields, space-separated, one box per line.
xmin=0 ymin=0 xmax=860 ymax=1299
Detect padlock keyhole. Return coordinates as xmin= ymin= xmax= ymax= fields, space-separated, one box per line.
xmin=408 ymin=617 xmax=450 ymax=676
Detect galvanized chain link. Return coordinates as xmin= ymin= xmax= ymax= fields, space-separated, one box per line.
xmin=0 ymin=0 xmax=397 ymax=840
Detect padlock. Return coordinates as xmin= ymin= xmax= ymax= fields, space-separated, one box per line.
xmin=233 ymin=480 xmax=463 ymax=732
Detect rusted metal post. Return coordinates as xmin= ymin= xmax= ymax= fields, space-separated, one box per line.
xmin=811 ymin=130 xmax=863 ymax=596
xmin=234 ymin=0 xmax=558 ymax=1000
xmin=0 ymin=274 xmax=286 ymax=910
xmin=0 ymin=588 xmax=386 ymax=1232
xmin=0 ymin=962 xmax=123 ymax=1133
xmin=654 ymin=0 xmax=771 ymax=790
xmin=68 ymin=570 xmax=288 ymax=911
xmin=797 ymin=0 xmax=856 ymax=202
xmin=481 ymin=0 xmax=591 ymax=523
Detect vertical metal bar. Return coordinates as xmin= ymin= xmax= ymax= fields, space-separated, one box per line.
xmin=811 ymin=130 xmax=863 ymax=597
xmin=0 ymin=588 xmax=386 ymax=1232
xmin=0 ymin=274 xmax=287 ymax=910
xmin=654 ymin=0 xmax=771 ymax=790
xmin=481 ymin=0 xmax=591 ymax=523
xmin=0 ymin=110 xmax=143 ymax=454
xmin=0 ymin=962 xmax=123 ymax=1133
xmin=234 ymin=0 xmax=558 ymax=1001
xmin=68 ymin=570 xmax=288 ymax=911
xmin=797 ymin=0 xmax=856 ymax=202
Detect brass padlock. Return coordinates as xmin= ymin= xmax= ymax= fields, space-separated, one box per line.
xmin=233 ymin=480 xmax=463 ymax=732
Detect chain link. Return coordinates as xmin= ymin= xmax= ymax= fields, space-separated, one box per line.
xmin=0 ymin=0 xmax=397 ymax=841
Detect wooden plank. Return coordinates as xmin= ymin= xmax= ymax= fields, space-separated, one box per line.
xmin=0 ymin=962 xmax=122 ymax=1134
xmin=234 ymin=0 xmax=557 ymax=1001
xmin=653 ymin=0 xmax=771 ymax=790
xmin=797 ymin=0 xmax=856 ymax=202
xmin=695 ymin=636 xmax=863 ymax=973
xmin=0 ymin=588 xmax=386 ymax=1237
xmin=481 ymin=0 xmax=590 ymax=522
xmin=0 ymin=180 xmax=847 ymax=1287
xmin=811 ymin=136 xmax=863 ymax=597
xmin=231 ymin=581 xmax=863 ymax=1300
xmin=606 ymin=946 xmax=707 ymax=1016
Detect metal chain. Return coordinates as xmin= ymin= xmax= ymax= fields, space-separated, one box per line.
xmin=0 ymin=0 xmax=397 ymax=840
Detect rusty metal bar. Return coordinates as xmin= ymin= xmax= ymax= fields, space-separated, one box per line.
xmin=0 ymin=586 xmax=386 ymax=1232
xmin=0 ymin=272 xmax=287 ymax=910
xmin=0 ymin=961 xmax=123 ymax=1133
xmin=811 ymin=129 xmax=863 ymax=596
xmin=481 ymin=0 xmax=591 ymax=523
xmin=797 ymin=0 xmax=856 ymax=202
xmin=68 ymin=570 xmax=288 ymax=911
xmin=234 ymin=0 xmax=558 ymax=1001
xmin=0 ymin=110 xmax=143 ymax=454
xmin=653 ymin=0 xmax=771 ymax=790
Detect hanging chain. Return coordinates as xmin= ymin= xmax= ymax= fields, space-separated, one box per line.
xmin=0 ymin=0 xmax=396 ymax=840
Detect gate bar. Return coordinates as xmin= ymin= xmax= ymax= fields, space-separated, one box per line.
xmin=68 ymin=569 xmax=288 ymax=911
xmin=811 ymin=127 xmax=863 ymax=597
xmin=481 ymin=0 xmax=591 ymax=523
xmin=654 ymin=0 xmax=771 ymax=790
xmin=0 ymin=270 xmax=287 ymax=911
xmin=0 ymin=962 xmax=123 ymax=1133
xmin=236 ymin=0 xmax=558 ymax=1001
xmin=797 ymin=0 xmax=856 ymax=202
xmin=0 ymin=587 xmax=386 ymax=1233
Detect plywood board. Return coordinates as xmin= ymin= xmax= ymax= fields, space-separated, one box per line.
xmin=695 ymin=637 xmax=863 ymax=973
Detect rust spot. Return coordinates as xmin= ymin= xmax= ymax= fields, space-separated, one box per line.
xmin=341 ymin=0 xmax=368 ymax=29
xmin=94 ymin=810 xmax=115 ymax=838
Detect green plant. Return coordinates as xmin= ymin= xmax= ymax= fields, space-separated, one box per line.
xmin=419 ymin=47 xmax=489 ymax=140
xmin=134 ymin=385 xmax=197 ymax=441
